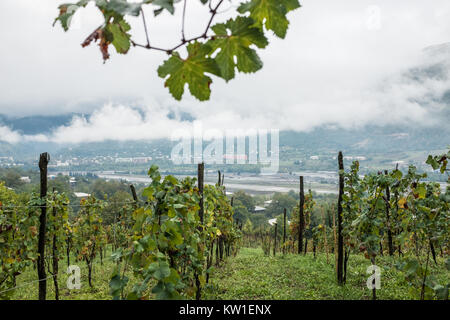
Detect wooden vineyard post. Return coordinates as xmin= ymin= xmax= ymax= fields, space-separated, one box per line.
xmin=67 ymin=238 xmax=71 ymax=267
xmin=219 ymin=238 xmax=224 ymax=260
xmin=130 ymin=184 xmax=138 ymax=209
xmin=383 ymin=170 xmax=394 ymax=256
xmin=273 ymin=222 xmax=278 ymax=256
xmin=371 ymin=257 xmax=377 ymax=300
xmin=38 ymin=152 xmax=50 ymax=300
xmin=129 ymin=184 xmax=139 ymax=258
xmin=217 ymin=171 xmax=224 ymax=186
xmin=298 ymin=176 xmax=304 ymax=254
xmin=337 ymin=151 xmax=344 ymax=285
xmin=198 ymin=163 xmax=204 ymax=224
xmin=283 ymin=208 xmax=287 ymax=255
xmin=195 ymin=163 xmax=204 ymax=300
xmin=393 ymin=163 xmax=404 ymax=257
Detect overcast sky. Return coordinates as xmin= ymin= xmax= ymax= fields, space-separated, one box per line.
xmin=0 ymin=0 xmax=449 ymax=143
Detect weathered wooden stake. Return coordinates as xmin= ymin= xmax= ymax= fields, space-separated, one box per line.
xmin=337 ymin=151 xmax=344 ymax=285
xmin=130 ymin=184 xmax=138 ymax=209
xmin=298 ymin=176 xmax=304 ymax=254
xmin=198 ymin=163 xmax=204 ymax=224
xmin=195 ymin=162 xmax=204 ymax=300
xmin=371 ymin=257 xmax=377 ymax=300
xmin=384 ymin=170 xmax=394 ymax=256
xmin=66 ymin=239 xmax=70 ymax=267
xmin=38 ymin=152 xmax=50 ymax=300
xmin=283 ymin=208 xmax=287 ymax=255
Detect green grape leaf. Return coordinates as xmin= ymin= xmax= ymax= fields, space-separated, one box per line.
xmin=148 ymin=164 xmax=161 ymax=182
xmin=105 ymin=0 xmax=143 ymax=16
xmin=110 ymin=274 xmax=128 ymax=291
xmin=208 ymin=17 xmax=268 ymax=81
xmin=149 ymin=261 xmax=171 ymax=280
xmin=415 ymin=185 xmax=427 ymax=199
xmin=434 ymin=285 xmax=449 ymax=300
xmin=426 ymin=155 xmax=440 ymax=170
xmin=282 ymin=0 xmax=301 ymax=12
xmin=153 ymin=8 xmax=164 ymax=16
xmin=105 ymin=19 xmax=132 ymax=54
xmin=392 ymin=169 xmax=403 ymax=180
xmin=157 ymin=42 xmax=221 ymax=101
xmin=145 ymin=0 xmax=176 ymax=16
xmin=53 ymin=0 xmax=90 ymax=31
xmin=237 ymin=0 xmax=300 ymax=39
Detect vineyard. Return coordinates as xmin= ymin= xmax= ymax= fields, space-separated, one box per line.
xmin=0 ymin=156 xmax=241 ymax=300
xmin=0 ymin=150 xmax=449 ymax=300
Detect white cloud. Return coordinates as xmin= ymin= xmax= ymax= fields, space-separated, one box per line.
xmin=0 ymin=126 xmax=22 ymax=144
xmin=49 ymin=104 xmax=194 ymax=143
xmin=0 ymin=125 xmax=48 ymax=144
xmin=0 ymin=0 xmax=449 ymax=144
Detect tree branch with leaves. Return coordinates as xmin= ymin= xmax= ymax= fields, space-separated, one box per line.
xmin=53 ymin=0 xmax=301 ymax=101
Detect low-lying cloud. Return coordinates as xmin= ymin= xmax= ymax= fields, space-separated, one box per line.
xmin=0 ymin=125 xmax=48 ymax=144
xmin=0 ymin=50 xmax=448 ymax=145
xmin=0 ymin=0 xmax=449 ymax=144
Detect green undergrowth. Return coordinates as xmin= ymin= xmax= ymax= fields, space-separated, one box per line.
xmin=203 ymin=247 xmax=449 ymax=300
xmin=8 ymin=246 xmax=449 ymax=300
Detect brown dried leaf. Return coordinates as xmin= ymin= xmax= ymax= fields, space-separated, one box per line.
xmin=81 ymin=28 xmax=110 ymax=62
xmin=81 ymin=28 xmax=102 ymax=48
